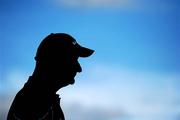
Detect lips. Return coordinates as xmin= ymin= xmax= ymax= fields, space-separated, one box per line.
xmin=73 ymin=73 xmax=77 ymax=78
xmin=69 ymin=73 xmax=76 ymax=84
xmin=64 ymin=72 xmax=76 ymax=85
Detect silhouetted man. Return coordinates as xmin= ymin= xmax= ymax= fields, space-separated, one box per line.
xmin=7 ymin=33 xmax=94 ymax=120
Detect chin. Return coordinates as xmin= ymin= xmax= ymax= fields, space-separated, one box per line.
xmin=69 ymin=79 xmax=75 ymax=85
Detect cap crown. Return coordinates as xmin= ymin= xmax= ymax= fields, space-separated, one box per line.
xmin=35 ymin=33 xmax=77 ymax=61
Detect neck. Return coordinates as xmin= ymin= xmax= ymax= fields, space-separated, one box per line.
xmin=30 ymin=64 xmax=64 ymax=93
xmin=28 ymin=74 xmax=57 ymax=95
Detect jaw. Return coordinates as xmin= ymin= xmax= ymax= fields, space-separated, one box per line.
xmin=52 ymin=77 xmax=75 ymax=91
xmin=69 ymin=79 xmax=75 ymax=85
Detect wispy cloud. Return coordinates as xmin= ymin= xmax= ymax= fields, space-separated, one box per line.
xmin=60 ymin=64 xmax=180 ymax=120
xmin=1 ymin=69 xmax=30 ymax=95
xmin=1 ymin=65 xmax=180 ymax=120
xmin=52 ymin=0 xmax=177 ymax=12
xmin=53 ymin=0 xmax=136 ymax=9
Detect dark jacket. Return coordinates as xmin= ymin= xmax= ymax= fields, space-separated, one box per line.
xmin=7 ymin=77 xmax=65 ymax=120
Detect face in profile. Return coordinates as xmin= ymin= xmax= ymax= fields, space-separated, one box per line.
xmin=44 ymin=54 xmax=82 ymax=91
xmin=35 ymin=33 xmax=94 ymax=92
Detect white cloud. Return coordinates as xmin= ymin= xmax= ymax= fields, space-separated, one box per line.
xmin=2 ymin=69 xmax=30 ymax=95
xmin=51 ymin=0 xmax=177 ymax=12
xmin=59 ymin=64 xmax=180 ymax=119
xmin=1 ymin=65 xmax=180 ymax=120
xmin=62 ymin=102 xmax=126 ymax=120
xmin=0 ymin=69 xmax=30 ymax=120
xmin=53 ymin=0 xmax=136 ymax=9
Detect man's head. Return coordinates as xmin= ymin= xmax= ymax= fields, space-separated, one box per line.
xmin=34 ymin=33 xmax=94 ymax=91
xmin=35 ymin=33 xmax=94 ymax=61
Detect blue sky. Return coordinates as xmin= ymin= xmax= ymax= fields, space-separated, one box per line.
xmin=0 ymin=0 xmax=180 ymax=120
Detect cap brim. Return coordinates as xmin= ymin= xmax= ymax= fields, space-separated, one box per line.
xmin=78 ymin=46 xmax=94 ymax=57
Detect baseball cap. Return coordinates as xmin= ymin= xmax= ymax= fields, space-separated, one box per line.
xmin=35 ymin=33 xmax=94 ymax=61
